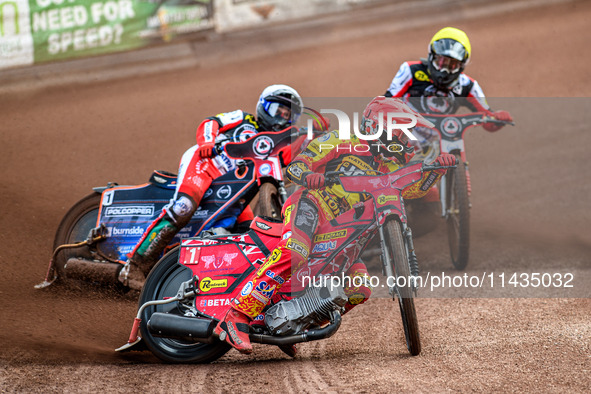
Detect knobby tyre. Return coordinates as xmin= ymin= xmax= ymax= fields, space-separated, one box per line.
xmin=446 ymin=157 xmax=470 ymax=270
xmin=52 ymin=193 xmax=101 ymax=277
xmin=384 ymin=219 xmax=421 ymax=356
xmin=138 ymin=246 xmax=231 ymax=363
xmin=256 ymin=182 xmax=283 ymax=219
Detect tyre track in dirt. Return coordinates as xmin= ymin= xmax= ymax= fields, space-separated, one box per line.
xmin=284 ymin=342 xmax=336 ymax=394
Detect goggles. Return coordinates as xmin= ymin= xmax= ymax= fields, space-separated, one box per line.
xmin=432 ymin=54 xmax=463 ymax=73
xmin=265 ymin=102 xmax=291 ymax=119
xmin=380 ymin=129 xmax=413 ymax=151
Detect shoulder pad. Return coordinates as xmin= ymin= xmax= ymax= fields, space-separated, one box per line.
xmin=215 ymin=110 xmax=244 ymax=127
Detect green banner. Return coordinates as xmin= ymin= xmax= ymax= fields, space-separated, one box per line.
xmin=0 ymin=0 xmax=213 ymax=69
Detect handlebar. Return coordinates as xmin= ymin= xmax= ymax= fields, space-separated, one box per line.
xmin=420 ymin=112 xmax=515 ymax=129
xmin=295 ymin=127 xmax=327 ymax=140
xmin=422 ymin=163 xmax=457 ymax=172
xmin=481 ymin=116 xmax=515 ymax=127
xmin=320 ymin=164 xmax=456 ymax=188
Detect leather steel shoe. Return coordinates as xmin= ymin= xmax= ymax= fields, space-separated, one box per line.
xmin=118 ymin=262 xmax=146 ymax=291
xmin=214 ymin=308 xmax=253 ymax=354
xmin=278 ymin=344 xmax=297 ymax=358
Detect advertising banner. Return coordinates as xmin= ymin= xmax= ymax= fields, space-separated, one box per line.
xmin=0 ymin=0 xmax=214 ymax=69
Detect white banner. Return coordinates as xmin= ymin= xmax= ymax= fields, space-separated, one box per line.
xmin=0 ymin=0 xmax=34 ymax=68
xmin=213 ymin=0 xmax=375 ymax=33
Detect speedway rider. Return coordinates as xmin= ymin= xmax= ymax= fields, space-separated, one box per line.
xmin=119 ymin=84 xmax=304 ymax=290
xmin=214 ymin=96 xmax=457 ymax=355
xmin=385 ymin=27 xmax=513 ymax=160
xmin=383 ymin=26 xmax=513 ymax=222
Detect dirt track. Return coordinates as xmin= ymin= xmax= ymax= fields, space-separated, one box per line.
xmin=1 ymin=1 xmax=590 ymax=392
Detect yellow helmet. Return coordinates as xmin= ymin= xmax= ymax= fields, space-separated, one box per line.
xmin=427 ymin=27 xmax=471 ymax=89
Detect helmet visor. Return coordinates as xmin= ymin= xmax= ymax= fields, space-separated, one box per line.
xmin=432 ymin=54 xmax=463 ymax=73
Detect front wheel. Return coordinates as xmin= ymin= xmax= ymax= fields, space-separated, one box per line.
xmin=445 ymin=157 xmax=470 ymax=270
xmin=138 ymin=247 xmax=230 ymax=363
xmin=52 ymin=193 xmax=101 ymax=277
xmin=384 ymin=219 xmax=421 ymax=356
xmin=255 ymin=182 xmax=283 ymax=219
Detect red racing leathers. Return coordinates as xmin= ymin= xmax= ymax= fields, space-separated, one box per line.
xmin=230 ymin=130 xmax=448 ymax=319
xmin=128 ymin=110 xmax=260 ymax=276
xmin=178 ymin=110 xmax=260 ymax=201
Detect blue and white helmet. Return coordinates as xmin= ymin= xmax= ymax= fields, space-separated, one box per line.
xmin=256 ymin=84 xmax=303 ymax=131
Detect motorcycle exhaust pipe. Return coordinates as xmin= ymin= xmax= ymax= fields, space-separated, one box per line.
xmin=250 ymin=312 xmax=342 ymax=346
xmin=147 ymin=311 xmax=341 ymax=346
xmin=147 ymin=312 xmax=218 ymax=344
xmin=64 ymin=258 xmax=122 ymax=285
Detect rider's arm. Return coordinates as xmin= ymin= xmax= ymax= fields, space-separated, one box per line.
xmin=195 ymin=110 xmax=246 ymax=145
xmin=196 ymin=118 xmax=221 ymax=145
xmin=382 ymin=159 xmax=444 ymax=200
xmin=401 ymin=170 xmax=444 ymax=199
xmin=385 ymin=62 xmax=413 ymax=97
xmin=286 ymin=160 xmax=312 ymax=187
xmin=464 ymin=77 xmax=511 ymax=132
xmin=286 ymin=130 xmax=344 ymax=186
xmin=464 ymin=77 xmax=491 ymax=113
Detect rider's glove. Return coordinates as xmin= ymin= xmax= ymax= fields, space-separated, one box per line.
xmin=435 ymin=153 xmax=457 ymax=167
xmin=197 ymin=142 xmax=216 ymax=158
xmin=493 ymin=110 xmax=513 ymax=122
xmin=483 ymin=110 xmax=513 ymax=132
xmin=305 ymin=173 xmax=325 ymax=189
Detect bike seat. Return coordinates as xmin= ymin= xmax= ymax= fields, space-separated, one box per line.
xmin=250 ymin=216 xmax=283 ymax=237
xmin=149 ymin=170 xmax=177 ymax=189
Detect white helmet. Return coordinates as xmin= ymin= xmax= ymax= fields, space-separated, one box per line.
xmin=256 ymin=84 xmax=303 ymax=131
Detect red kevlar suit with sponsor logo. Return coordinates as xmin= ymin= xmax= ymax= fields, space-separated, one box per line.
xmin=129 ymin=110 xmax=259 ymax=263
xmin=231 ymin=130 xmax=446 ymax=319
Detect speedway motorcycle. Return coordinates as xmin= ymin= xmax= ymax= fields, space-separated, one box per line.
xmin=36 ymin=127 xmax=308 ymax=290
xmin=410 ymin=111 xmax=513 ymax=270
xmin=116 ymin=161 xmax=454 ymax=362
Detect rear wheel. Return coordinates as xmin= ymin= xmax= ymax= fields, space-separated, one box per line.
xmin=446 ymin=157 xmax=470 ymax=270
xmin=384 ymin=219 xmax=421 ymax=356
xmin=256 ymin=182 xmax=283 ymax=219
xmin=52 ymin=193 xmax=101 ymax=277
xmin=139 ymin=247 xmax=230 ymax=363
